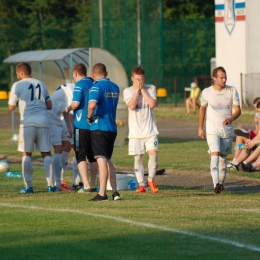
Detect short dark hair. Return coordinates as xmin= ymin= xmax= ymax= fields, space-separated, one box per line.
xmin=212 ymin=66 xmax=226 ymax=77
xmin=73 ymin=63 xmax=87 ymax=76
xmin=253 ymin=97 xmax=260 ymax=104
xmin=16 ymin=62 xmax=31 ymax=75
xmin=256 ymin=100 xmax=260 ymax=109
xmin=92 ymin=63 xmax=107 ymax=76
xmin=132 ymin=66 xmax=145 ymax=76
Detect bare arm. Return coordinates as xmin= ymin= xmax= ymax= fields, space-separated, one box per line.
xmin=141 ymin=88 xmax=157 ymax=109
xmin=65 ymin=101 xmax=80 ymax=113
xmin=63 ymin=111 xmax=73 ymax=138
xmin=126 ymin=88 xmax=140 ymax=110
xmin=254 ymin=115 xmax=259 ymax=134
xmin=198 ymin=105 xmax=207 ymax=139
xmin=87 ymin=100 xmax=97 ymax=121
xmin=46 ymin=100 xmax=52 ymax=110
xmin=223 ymin=104 xmax=241 ymax=125
xmin=8 ymin=104 xmax=16 ymax=111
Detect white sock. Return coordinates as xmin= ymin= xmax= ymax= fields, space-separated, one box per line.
xmin=231 ymin=158 xmax=238 ymax=165
xmin=22 ymin=156 xmax=33 ymax=189
xmin=61 ymin=151 xmax=70 ymax=181
xmin=134 ymin=155 xmax=144 ymax=185
xmin=210 ymin=156 xmax=219 ymax=187
xmin=43 ymin=156 xmax=53 ymax=187
xmin=219 ymin=156 xmax=227 ymax=185
xmin=148 ymin=155 xmax=158 ymax=182
xmin=72 ymin=157 xmax=81 ymax=185
xmin=53 ymin=153 xmax=62 ymax=187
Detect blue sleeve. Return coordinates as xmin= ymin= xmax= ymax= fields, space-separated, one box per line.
xmin=72 ymin=83 xmax=83 ymax=102
xmin=89 ymin=85 xmax=100 ymax=103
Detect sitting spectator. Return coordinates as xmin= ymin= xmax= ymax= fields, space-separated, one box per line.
xmin=228 ymin=97 xmax=260 ymax=169
xmin=186 ymin=82 xmax=201 ymax=114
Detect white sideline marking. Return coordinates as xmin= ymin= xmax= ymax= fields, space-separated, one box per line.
xmin=1 ymin=203 xmax=260 ymax=252
xmin=241 ymin=209 xmax=260 ymax=214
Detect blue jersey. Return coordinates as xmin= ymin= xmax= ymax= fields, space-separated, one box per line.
xmin=89 ymin=78 xmax=119 ymax=132
xmin=72 ymin=77 xmax=93 ymax=129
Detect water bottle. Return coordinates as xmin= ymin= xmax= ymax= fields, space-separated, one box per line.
xmin=96 ymin=175 xmax=100 ymax=192
xmin=128 ymin=179 xmax=137 ymax=190
xmin=4 ymin=172 xmax=23 ymax=178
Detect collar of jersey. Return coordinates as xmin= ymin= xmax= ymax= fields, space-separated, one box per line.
xmin=94 ymin=78 xmax=110 ymax=84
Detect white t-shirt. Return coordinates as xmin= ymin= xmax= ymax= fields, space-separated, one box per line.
xmin=48 ymin=83 xmax=74 ymax=126
xmin=200 ymin=85 xmax=240 ymax=137
xmin=8 ymin=78 xmax=51 ymax=128
xmin=123 ymin=84 xmax=159 ymax=138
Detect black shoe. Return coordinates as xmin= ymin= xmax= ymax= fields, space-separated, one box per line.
xmin=229 ymin=162 xmax=240 ymax=171
xmin=214 ymin=183 xmax=221 ymax=194
xmin=241 ymin=162 xmax=255 ymax=172
xmin=156 ymin=168 xmax=165 ymax=175
xmin=112 ymin=191 xmax=121 ymax=201
xmin=233 ymin=128 xmax=250 ymax=139
xmin=90 ymin=187 xmax=97 ymax=192
xmin=219 ymin=184 xmax=224 ymax=192
xmin=89 ymin=193 xmax=109 ymax=201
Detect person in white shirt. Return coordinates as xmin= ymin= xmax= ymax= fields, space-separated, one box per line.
xmin=198 ymin=66 xmax=241 ymax=193
xmin=123 ymin=66 xmax=159 ymax=193
xmin=48 ymin=83 xmax=74 ymax=191
xmin=8 ymin=62 xmax=53 ymax=193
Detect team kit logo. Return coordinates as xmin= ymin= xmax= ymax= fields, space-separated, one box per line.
xmin=215 ymin=0 xmax=246 ymax=35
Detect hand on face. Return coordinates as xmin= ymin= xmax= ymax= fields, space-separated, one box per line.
xmin=132 ymin=74 xmax=145 ymax=90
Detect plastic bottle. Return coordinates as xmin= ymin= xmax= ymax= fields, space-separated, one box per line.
xmin=128 ymin=179 xmax=137 ymax=190
xmin=96 ymin=175 xmax=100 ymax=192
xmin=4 ymin=172 xmax=23 ymax=178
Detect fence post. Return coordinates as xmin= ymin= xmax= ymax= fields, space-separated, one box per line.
xmin=174 ymin=77 xmax=177 ymax=107
xmin=240 ymin=73 xmax=244 ymax=109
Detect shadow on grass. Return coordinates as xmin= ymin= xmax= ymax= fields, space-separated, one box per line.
xmin=123 ymin=137 xmax=205 ymax=145
xmin=158 ymin=183 xmax=260 ymax=195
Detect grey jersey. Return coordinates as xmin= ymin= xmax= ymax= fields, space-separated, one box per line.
xmin=9 ymin=78 xmax=51 ymax=128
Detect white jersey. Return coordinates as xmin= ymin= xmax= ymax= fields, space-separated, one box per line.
xmin=200 ymin=85 xmax=240 ymax=137
xmin=48 ymin=83 xmax=74 ymax=126
xmin=123 ymin=84 xmax=159 ymax=138
xmin=8 ymin=78 xmax=51 ymax=128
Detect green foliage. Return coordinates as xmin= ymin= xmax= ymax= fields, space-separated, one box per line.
xmin=0 ymin=0 xmax=215 ymax=94
xmin=164 ymin=0 xmax=215 ymax=19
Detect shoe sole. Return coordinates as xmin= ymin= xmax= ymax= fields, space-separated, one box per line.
xmin=113 ymin=196 xmax=121 ymax=200
xmin=233 ymin=129 xmax=250 ymax=139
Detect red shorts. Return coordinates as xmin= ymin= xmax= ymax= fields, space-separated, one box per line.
xmin=249 ymin=130 xmax=257 ymax=139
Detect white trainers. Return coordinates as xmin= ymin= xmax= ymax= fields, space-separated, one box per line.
xmin=233 ymin=128 xmax=250 ymax=139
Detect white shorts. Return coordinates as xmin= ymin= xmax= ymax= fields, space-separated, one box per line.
xmin=129 ymin=135 xmax=158 ymax=155
xmin=206 ymin=134 xmax=233 ymax=155
xmin=50 ymin=124 xmax=63 ymax=146
xmin=18 ymin=126 xmax=51 ymax=153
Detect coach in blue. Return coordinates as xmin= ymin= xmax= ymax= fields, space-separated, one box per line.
xmin=87 ymin=63 xmax=121 ymax=201
xmin=65 ymin=63 xmax=98 ymax=193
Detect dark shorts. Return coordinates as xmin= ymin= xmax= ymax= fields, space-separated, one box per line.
xmin=91 ymin=130 xmax=117 ymax=159
xmin=74 ymin=128 xmax=96 ymax=163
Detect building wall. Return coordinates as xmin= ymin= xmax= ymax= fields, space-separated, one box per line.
xmin=245 ymin=1 xmax=260 ymax=74
xmin=215 ymin=0 xmax=247 ymax=99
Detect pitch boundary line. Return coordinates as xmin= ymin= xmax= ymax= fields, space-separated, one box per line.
xmin=1 ymin=202 xmax=260 ymax=253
